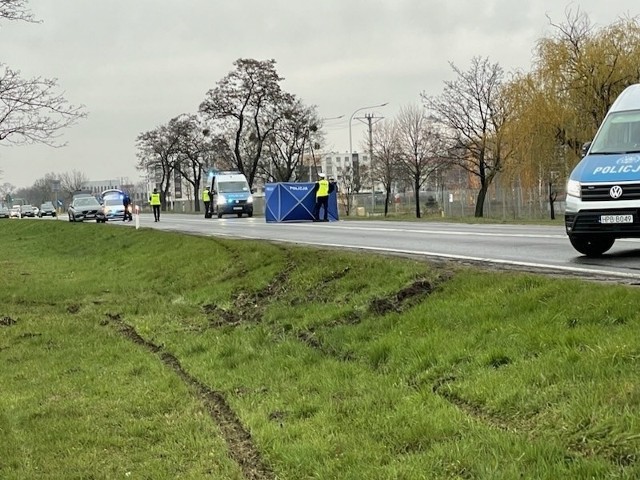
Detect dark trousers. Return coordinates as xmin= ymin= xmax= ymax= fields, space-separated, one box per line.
xmin=204 ymin=201 xmax=210 ymax=216
xmin=314 ymin=196 xmax=329 ymax=221
xmin=123 ymin=204 xmax=132 ymax=221
xmin=152 ymin=205 xmax=160 ymax=221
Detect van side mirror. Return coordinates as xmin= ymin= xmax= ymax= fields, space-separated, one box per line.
xmin=581 ymin=141 xmax=592 ymax=157
xmin=251 ymin=188 xmax=256 ymax=194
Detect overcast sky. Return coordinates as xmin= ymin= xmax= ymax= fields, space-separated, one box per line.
xmin=1 ymin=0 xmax=637 ymax=188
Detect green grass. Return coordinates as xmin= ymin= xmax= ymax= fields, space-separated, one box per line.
xmin=1 ymin=221 xmax=639 ymax=479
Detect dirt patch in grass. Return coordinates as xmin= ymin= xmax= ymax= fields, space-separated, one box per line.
xmin=203 ymin=261 xmax=296 ymax=328
xmin=1 ymin=316 xmax=17 ymax=327
xmin=104 ymin=312 xmax=274 ymax=480
xmin=67 ymin=304 xmax=81 ymax=314
xmin=369 ymin=272 xmax=452 ymax=316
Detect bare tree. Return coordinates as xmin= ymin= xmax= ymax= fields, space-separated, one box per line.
xmin=0 ymin=1 xmax=86 ymax=148
xmin=59 ymin=170 xmax=88 ymax=197
xmin=167 ymin=114 xmax=214 ymax=212
xmin=337 ymin=165 xmax=359 ymax=216
xmin=423 ymin=57 xmax=510 ymax=217
xmin=0 ymin=0 xmax=36 ymax=23
xmin=395 ymin=105 xmax=442 ymax=218
xmin=371 ymin=119 xmax=402 ymax=217
xmin=0 ymin=65 xmax=86 ymax=146
xmin=260 ymin=97 xmax=322 ymax=182
xmin=199 ymin=58 xmax=287 ymax=188
xmin=136 ymin=124 xmax=180 ymax=210
xmin=22 ymin=171 xmax=57 ymax=205
xmin=1 ymin=181 xmax=15 ymax=204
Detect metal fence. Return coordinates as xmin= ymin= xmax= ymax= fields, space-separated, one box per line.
xmin=344 ymin=186 xmax=566 ymax=220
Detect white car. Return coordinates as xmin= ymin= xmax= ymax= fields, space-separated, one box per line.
xmin=10 ymin=206 xmax=21 ymax=218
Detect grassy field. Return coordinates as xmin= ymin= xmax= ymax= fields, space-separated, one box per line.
xmin=1 ymin=220 xmax=639 ymax=479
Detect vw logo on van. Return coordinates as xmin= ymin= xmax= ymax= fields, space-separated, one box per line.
xmin=609 ymin=185 xmax=623 ymax=199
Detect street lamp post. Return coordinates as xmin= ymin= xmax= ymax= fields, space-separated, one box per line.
xmin=348 ymin=102 xmax=388 ymax=213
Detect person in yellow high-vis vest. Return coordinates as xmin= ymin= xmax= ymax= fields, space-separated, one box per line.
xmin=202 ymin=187 xmax=211 ymax=218
xmin=313 ymin=173 xmax=330 ymax=222
xmin=149 ymin=188 xmax=161 ymax=222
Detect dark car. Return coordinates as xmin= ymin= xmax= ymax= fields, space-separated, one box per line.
xmin=38 ymin=202 xmax=57 ymax=218
xmin=68 ymin=196 xmax=107 ymax=223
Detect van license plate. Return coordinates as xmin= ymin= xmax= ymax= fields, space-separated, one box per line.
xmin=233 ymin=206 xmax=242 ymax=211
xmin=600 ymin=214 xmax=633 ymax=224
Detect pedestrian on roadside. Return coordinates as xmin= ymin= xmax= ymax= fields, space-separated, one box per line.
xmin=313 ymin=172 xmax=330 ymax=222
xmin=328 ymin=176 xmax=337 ymax=195
xmin=122 ymin=191 xmax=133 ymax=222
xmin=149 ymin=187 xmax=161 ymax=222
xmin=202 ymin=186 xmax=211 ymax=218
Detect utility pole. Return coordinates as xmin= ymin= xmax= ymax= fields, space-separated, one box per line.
xmin=355 ymin=113 xmax=385 ymax=214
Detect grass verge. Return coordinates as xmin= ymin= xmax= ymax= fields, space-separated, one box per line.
xmin=1 ymin=221 xmax=638 ymax=479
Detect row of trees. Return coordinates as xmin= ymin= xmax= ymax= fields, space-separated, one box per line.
xmin=1 ymin=170 xmax=91 ymax=208
xmin=139 ymin=10 xmax=640 ymax=218
xmin=378 ymin=10 xmax=640 ymax=218
xmin=135 ymin=59 xmax=324 ymax=211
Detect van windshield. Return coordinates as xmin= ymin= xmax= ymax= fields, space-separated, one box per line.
xmin=217 ymin=181 xmax=249 ymax=193
xmin=591 ymin=111 xmax=640 ymax=154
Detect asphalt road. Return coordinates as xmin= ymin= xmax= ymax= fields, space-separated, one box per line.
xmin=103 ymin=214 xmax=640 ymax=285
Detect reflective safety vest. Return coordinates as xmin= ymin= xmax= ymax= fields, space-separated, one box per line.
xmin=150 ymin=192 xmax=161 ymax=206
xmin=202 ymin=189 xmax=210 ymax=201
xmin=316 ymin=179 xmax=329 ymax=198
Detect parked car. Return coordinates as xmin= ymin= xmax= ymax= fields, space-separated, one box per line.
xmin=10 ymin=206 xmax=21 ymax=218
xmin=0 ymin=205 xmax=9 ymax=218
xmin=102 ymin=196 xmax=126 ymax=221
xmin=38 ymin=202 xmax=57 ymax=217
xmin=20 ymin=205 xmax=35 ymax=218
xmin=68 ymin=196 xmax=107 ymax=223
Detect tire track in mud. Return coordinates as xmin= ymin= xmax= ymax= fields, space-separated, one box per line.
xmin=103 ymin=312 xmax=274 ymax=480
xmin=431 ymin=375 xmax=637 ymax=469
xmin=203 ymin=259 xmax=297 ymax=327
xmin=295 ymin=273 xmax=451 ymax=355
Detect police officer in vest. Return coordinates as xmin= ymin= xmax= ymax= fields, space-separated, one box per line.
xmin=149 ymin=187 xmax=161 ymax=222
xmin=313 ymin=172 xmax=330 ymax=222
xmin=202 ymin=187 xmax=211 ymax=218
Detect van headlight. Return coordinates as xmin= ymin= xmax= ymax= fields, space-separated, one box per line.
xmin=247 ymin=195 xmax=253 ymax=204
xmin=217 ymin=194 xmax=226 ymax=205
xmin=566 ymin=179 xmax=581 ymax=198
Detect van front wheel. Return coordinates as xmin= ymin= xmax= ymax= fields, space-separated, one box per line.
xmin=569 ymin=235 xmax=615 ymax=257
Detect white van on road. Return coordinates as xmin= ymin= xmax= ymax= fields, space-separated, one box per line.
xmin=565 ymin=83 xmax=640 ymax=256
xmin=209 ymin=171 xmax=254 ymax=218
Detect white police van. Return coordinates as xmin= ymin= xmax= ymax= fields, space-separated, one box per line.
xmin=209 ymin=171 xmax=254 ymax=218
xmin=566 ymin=84 xmax=640 ymax=256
